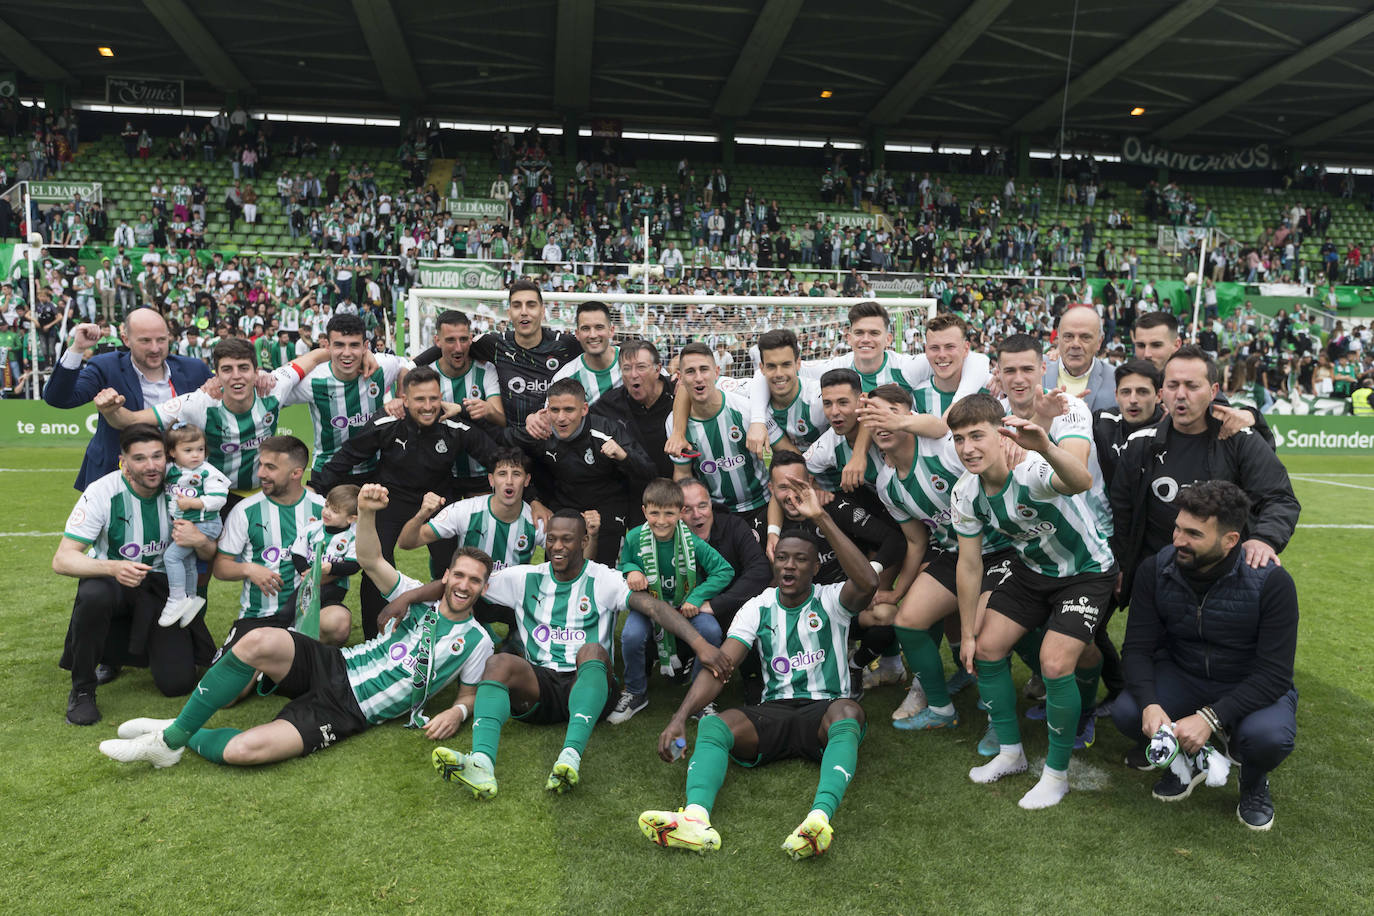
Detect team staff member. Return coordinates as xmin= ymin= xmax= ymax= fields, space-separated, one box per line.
xmin=592 ymin=338 xmax=679 ymax=481
xmin=508 ymin=377 xmax=655 ymax=565
xmin=1112 ymin=481 xmax=1298 ymax=831
xmin=46 ymin=311 xmax=213 ymax=491
xmin=313 ymin=367 xmax=501 ymax=637
xmin=1093 ymin=359 xmax=1163 ymax=489
xmin=1042 ymin=306 xmax=1117 ymax=412
xmin=1110 ymin=347 xmax=1300 ymax=603
xmin=53 ymin=425 xmax=218 ymax=725
xmin=415 ymin=280 xmax=581 ymax=428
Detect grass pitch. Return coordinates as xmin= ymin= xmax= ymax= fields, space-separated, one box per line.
xmin=1 ymin=447 xmax=1371 ymax=914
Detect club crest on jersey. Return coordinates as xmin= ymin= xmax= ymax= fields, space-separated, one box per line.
xmin=1015 ymin=503 xmax=1037 ymax=520
xmin=435 ymin=439 xmax=448 ymax=454
xmin=930 ymin=474 xmax=949 ymax=492
xmin=469 ymin=385 xmax=481 ymax=398
xmin=546 ymin=357 xmax=560 ymax=370
xmin=584 ymin=448 xmax=595 ymax=465
xmin=795 ymin=418 xmax=808 ymax=434
xmin=367 ymin=381 xmax=380 ymax=398
xmin=578 ymin=595 xmax=591 ymax=613
xmin=450 ymin=636 xmax=465 ymax=654
xmin=262 ymin=412 xmax=275 ymax=426
xmin=515 ymin=533 xmax=530 ymax=551
xmin=728 ymin=425 xmax=743 ymax=442
xmin=804 ymin=610 xmax=823 ymax=632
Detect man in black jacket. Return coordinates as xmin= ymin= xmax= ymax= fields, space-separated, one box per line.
xmin=678 ymin=478 xmax=770 ymax=630
xmin=507 ymin=377 xmax=655 ymax=565
xmin=312 ymin=367 xmax=500 ymax=636
xmin=1093 ymin=359 xmax=1163 ymax=491
xmin=591 ymin=338 xmax=677 ymax=483
xmin=1112 ymin=481 xmax=1297 ymax=831
xmin=1110 ymin=347 xmax=1299 ymax=603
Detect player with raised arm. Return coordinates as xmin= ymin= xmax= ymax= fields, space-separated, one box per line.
xmin=430 ymin=510 xmax=731 ymax=798
xmin=638 ymin=477 xmax=878 ymax=859
xmin=97 ymin=483 xmax=495 ymax=769
xmin=948 ymin=394 xmax=1117 ymax=810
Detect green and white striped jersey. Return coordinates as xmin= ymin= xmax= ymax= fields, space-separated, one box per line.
xmin=339 ymin=571 xmax=494 ymax=725
xmin=63 ymin=469 xmax=172 ymax=572
xmin=551 ymin=348 xmax=621 ymax=404
xmin=482 ymin=559 xmax=632 ymax=672
xmin=218 ymin=489 xmax=325 ymax=618
xmin=763 ymin=375 xmax=827 ymax=450
xmin=1000 ymin=393 xmax=1112 ymax=536
xmin=426 ymin=495 xmax=543 ymax=571
xmin=152 ymin=369 xmax=297 ymax=491
xmin=912 ymin=378 xmax=989 ymax=416
xmin=668 ymin=390 xmax=770 ymax=513
xmin=164 ymin=460 xmax=230 ymax=523
xmin=281 ymin=353 xmax=409 ymax=472
xmin=951 ymin=454 xmax=1115 ymax=577
xmin=804 ymin=427 xmax=883 ymax=491
xmin=875 ymin=435 xmax=965 ymax=551
xmin=727 ymin=583 xmax=859 ymax=703
xmin=290 ymin=518 xmax=358 ymax=592
xmin=436 ymin=359 xmax=501 ymax=476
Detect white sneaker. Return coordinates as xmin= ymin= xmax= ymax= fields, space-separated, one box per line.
xmin=158 ymin=597 xmax=187 ymax=628
xmin=116 ymin=717 xmax=176 ymax=739
xmin=863 ymin=654 xmax=906 ymax=689
xmin=99 ymin=730 xmax=184 ymax=768
xmin=891 ymin=679 xmax=928 ymax=720
xmin=176 ymin=596 xmax=206 ymax=627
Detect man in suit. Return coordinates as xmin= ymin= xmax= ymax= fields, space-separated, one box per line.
xmin=1042 ymin=305 xmax=1117 ymax=411
xmin=44 ymin=309 xmax=213 ymax=491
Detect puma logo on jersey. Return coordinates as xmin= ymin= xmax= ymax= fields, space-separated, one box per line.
xmin=833 ymin=764 xmax=853 ymax=783
xmin=394 ymin=438 xmax=407 ymax=450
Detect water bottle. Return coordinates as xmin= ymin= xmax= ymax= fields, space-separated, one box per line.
xmin=670 ymin=737 xmax=687 ymax=761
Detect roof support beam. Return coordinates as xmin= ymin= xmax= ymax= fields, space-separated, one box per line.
xmin=553 ymin=0 xmax=595 ymax=112
xmin=0 ymin=15 xmax=70 ymax=81
xmin=1286 ymin=97 xmax=1374 ymax=148
xmin=866 ymin=0 xmax=1013 ymax=126
xmin=1009 ymin=0 xmax=1217 ymax=134
xmin=142 ymin=0 xmax=252 ymax=91
xmin=714 ymin=0 xmax=803 ymax=119
xmin=351 ymin=0 xmax=424 ymax=102
xmin=1154 ymin=9 xmax=1374 ymax=141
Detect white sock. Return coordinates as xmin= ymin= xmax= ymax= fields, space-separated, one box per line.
xmin=929 ymin=703 xmax=956 ymax=717
xmin=684 ymin=803 xmax=711 ymax=822
xmin=969 ymin=746 xmax=1028 ymax=784
xmin=471 ymin=751 xmax=493 ymax=770
xmin=1018 ymin=766 xmax=1071 ymax=810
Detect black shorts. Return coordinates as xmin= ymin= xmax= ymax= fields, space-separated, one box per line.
xmin=725 ymin=503 xmax=769 ymax=544
xmin=922 ymin=547 xmax=1019 ymax=597
xmin=733 ymin=698 xmax=864 ymax=767
xmin=213 ymin=611 xmax=294 ymax=662
xmin=986 ymin=561 xmax=1116 ymax=644
xmin=272 ymin=631 xmax=370 ymax=756
xmin=512 ymin=662 xmax=617 ymax=725
xmin=320 ymin=582 xmax=349 ymax=606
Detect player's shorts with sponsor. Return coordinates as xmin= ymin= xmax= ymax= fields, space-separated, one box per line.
xmin=271 ymin=631 xmax=369 ymax=755
xmin=732 ymin=697 xmax=865 ymax=767
xmin=512 ymin=663 xmax=617 ymax=725
xmin=922 ymin=546 xmax=1020 ymax=596
xmin=985 ymin=561 xmax=1117 ymax=643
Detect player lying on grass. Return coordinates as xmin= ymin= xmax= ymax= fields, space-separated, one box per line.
xmin=424 ymin=509 xmax=733 ymax=798
xmin=638 ymin=478 xmax=877 ymax=860
xmin=97 ymin=483 xmax=496 ymax=768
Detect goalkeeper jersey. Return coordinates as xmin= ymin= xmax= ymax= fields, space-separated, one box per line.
xmin=668 ymin=390 xmax=770 ymax=513
xmin=727 ymin=583 xmax=859 ymax=703
xmin=426 ymin=495 xmax=543 ymax=572
xmin=218 ymin=489 xmax=325 ymax=618
xmin=340 ymin=571 xmax=494 ymax=724
xmin=482 ymin=559 xmax=632 ymax=672
xmin=63 ymin=470 xmax=172 ymax=572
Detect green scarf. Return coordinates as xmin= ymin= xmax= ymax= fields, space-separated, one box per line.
xmin=404 ymin=608 xmax=441 ymax=729
xmin=293 ymin=526 xmax=326 ymax=640
xmin=638 ymin=522 xmax=698 ymax=675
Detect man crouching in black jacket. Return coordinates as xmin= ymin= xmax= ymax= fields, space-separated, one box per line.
xmin=509 ymin=377 xmax=656 ymax=565
xmin=1112 ymin=481 xmax=1298 ymax=832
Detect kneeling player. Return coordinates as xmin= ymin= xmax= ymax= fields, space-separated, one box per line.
xmin=98 ymin=483 xmax=497 ymax=768
xmin=430 ymin=510 xmax=731 ymax=798
xmin=639 ymin=479 xmax=878 ymax=859
xmin=948 ymin=394 xmax=1116 ymax=810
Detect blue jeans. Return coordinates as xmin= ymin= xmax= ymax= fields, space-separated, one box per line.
xmin=164 ymin=517 xmax=223 ymax=598
xmin=1111 ymin=657 xmax=1297 ymax=777
xmin=620 ymin=608 xmax=722 ymax=695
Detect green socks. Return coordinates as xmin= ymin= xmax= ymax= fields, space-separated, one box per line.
xmin=1013 ymin=629 xmax=1044 ymax=677
xmin=470 ymin=680 xmax=511 ymax=767
xmin=163 ymin=652 xmax=256 ymax=749
xmin=1044 ymin=673 xmax=1081 ymax=771
xmin=685 ymin=714 xmax=734 ymax=815
xmin=812 ymin=718 xmax=863 ymax=819
xmin=896 ymin=625 xmax=952 ymax=708
xmin=975 ymin=657 xmax=1020 ymax=747
xmin=186 ymin=727 xmax=242 ymax=764
xmin=1076 ymin=658 xmax=1103 ymax=715
xmin=562 ymin=660 xmax=609 ymax=756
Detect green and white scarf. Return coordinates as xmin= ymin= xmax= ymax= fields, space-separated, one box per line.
xmin=638 ymin=522 xmax=698 ymax=675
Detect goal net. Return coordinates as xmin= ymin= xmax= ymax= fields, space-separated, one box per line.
xmin=404 ymin=289 xmax=937 ymax=378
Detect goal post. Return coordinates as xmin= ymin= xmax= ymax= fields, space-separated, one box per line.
xmin=404 ymin=289 xmax=937 ymax=378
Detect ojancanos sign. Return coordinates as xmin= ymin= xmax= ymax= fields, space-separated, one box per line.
xmin=1122 ymin=137 xmax=1273 ymax=172
xmin=106 ymin=76 xmax=184 ymax=108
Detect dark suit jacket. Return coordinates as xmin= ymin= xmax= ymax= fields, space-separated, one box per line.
xmin=44 ymin=349 xmax=213 ymax=490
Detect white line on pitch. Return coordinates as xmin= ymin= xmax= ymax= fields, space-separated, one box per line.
xmin=1290 ymin=475 xmax=1374 ymax=492
xmin=0 ymin=531 xmax=63 ymax=537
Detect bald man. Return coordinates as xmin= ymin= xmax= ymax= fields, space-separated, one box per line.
xmin=45 ymin=310 xmax=214 ymax=490
xmin=1042 ymin=306 xmax=1117 ymax=411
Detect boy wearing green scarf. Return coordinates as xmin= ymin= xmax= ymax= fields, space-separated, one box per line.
xmin=610 ymin=479 xmax=735 ymax=724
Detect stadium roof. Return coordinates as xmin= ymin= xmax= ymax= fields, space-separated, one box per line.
xmin=7 ymin=0 xmax=1374 ymax=159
